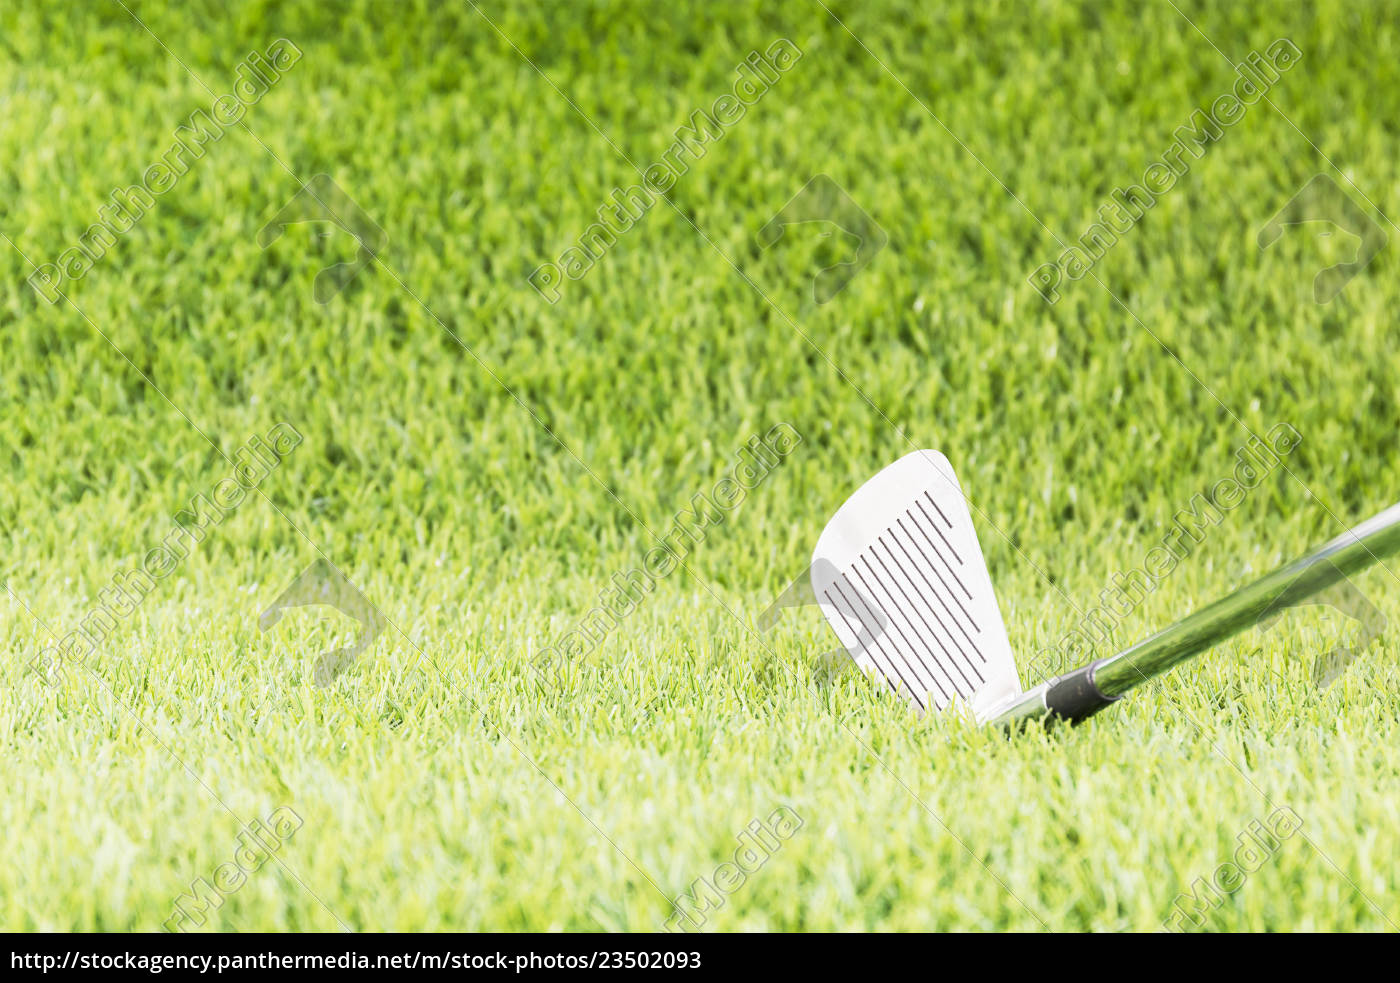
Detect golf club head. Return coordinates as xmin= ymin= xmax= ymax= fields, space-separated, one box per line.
xmin=811 ymin=450 xmax=1021 ymax=719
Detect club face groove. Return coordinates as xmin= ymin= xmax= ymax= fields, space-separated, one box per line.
xmin=811 ymin=450 xmax=1021 ymax=718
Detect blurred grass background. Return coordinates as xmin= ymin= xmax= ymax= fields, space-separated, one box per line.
xmin=1 ymin=0 xmax=1398 ymax=931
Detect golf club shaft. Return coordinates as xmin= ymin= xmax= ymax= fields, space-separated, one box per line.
xmin=988 ymin=500 xmax=1400 ymax=727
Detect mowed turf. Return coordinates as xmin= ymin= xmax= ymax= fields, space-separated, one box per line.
xmin=3 ymin=0 xmax=1400 ymax=932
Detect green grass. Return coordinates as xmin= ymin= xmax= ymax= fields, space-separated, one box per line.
xmin=3 ymin=0 xmax=1400 ymax=932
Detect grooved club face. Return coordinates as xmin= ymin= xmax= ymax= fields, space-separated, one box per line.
xmin=811 ymin=450 xmax=1021 ymax=718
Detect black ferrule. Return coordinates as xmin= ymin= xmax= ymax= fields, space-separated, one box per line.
xmin=1044 ymin=659 xmax=1121 ymax=723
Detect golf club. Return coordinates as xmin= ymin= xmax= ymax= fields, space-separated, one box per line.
xmin=812 ymin=450 xmax=1400 ymax=727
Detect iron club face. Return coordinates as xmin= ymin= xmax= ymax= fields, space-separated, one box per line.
xmin=810 ymin=450 xmax=1022 ymax=721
